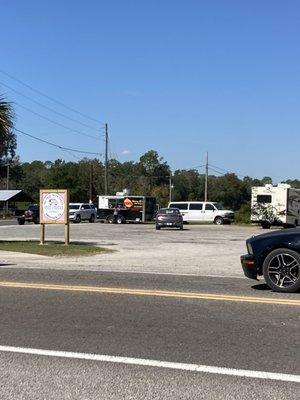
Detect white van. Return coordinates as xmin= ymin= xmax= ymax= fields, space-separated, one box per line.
xmin=168 ymin=201 xmax=234 ymax=224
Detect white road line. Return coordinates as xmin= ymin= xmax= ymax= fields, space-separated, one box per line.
xmin=0 ymin=345 xmax=299 ymax=383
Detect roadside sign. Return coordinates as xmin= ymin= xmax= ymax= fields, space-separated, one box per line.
xmin=39 ymin=189 xmax=69 ymax=245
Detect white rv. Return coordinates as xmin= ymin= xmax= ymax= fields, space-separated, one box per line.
xmin=251 ymin=184 xmax=300 ymax=228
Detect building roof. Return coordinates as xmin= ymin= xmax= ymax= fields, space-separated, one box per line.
xmin=0 ymin=190 xmax=35 ymax=202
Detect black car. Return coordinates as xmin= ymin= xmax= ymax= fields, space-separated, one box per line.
xmin=17 ymin=204 xmax=39 ymax=225
xmin=241 ymin=228 xmax=300 ymax=293
xmin=155 ymin=208 xmax=183 ymax=230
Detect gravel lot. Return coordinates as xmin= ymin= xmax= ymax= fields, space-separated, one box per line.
xmin=0 ymin=222 xmax=266 ymax=277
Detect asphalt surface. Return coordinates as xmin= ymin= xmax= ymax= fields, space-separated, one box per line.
xmin=0 ymin=268 xmax=299 ymax=399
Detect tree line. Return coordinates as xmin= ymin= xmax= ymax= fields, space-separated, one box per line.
xmin=1 ymin=96 xmax=300 ymax=222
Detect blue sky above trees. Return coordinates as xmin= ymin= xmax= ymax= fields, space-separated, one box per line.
xmin=1 ymin=0 xmax=300 ymax=182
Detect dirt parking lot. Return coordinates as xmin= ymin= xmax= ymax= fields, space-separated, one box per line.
xmin=0 ymin=223 xmax=266 ymax=278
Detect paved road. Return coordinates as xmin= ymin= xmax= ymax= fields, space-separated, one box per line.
xmin=0 ymin=268 xmax=299 ymax=399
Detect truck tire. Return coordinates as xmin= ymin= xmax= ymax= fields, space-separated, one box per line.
xmin=117 ymin=216 xmax=125 ymax=224
xmin=106 ymin=215 xmax=114 ymax=224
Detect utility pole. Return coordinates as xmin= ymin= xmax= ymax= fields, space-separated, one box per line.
xmin=204 ymin=152 xmax=208 ymax=202
xmin=6 ymin=164 xmax=9 ymax=190
xmin=169 ymin=172 xmax=172 ymax=203
xmin=89 ymin=163 xmax=94 ymax=203
xmin=104 ymin=123 xmax=108 ymax=195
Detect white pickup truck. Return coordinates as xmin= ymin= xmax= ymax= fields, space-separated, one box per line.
xmin=69 ymin=203 xmax=97 ymax=223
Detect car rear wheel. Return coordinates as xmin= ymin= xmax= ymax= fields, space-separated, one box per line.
xmin=263 ymin=248 xmax=300 ymax=293
xmin=214 ymin=216 xmax=224 ymax=225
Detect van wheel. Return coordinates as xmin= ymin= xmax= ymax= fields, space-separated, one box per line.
xmin=214 ymin=216 xmax=224 ymax=225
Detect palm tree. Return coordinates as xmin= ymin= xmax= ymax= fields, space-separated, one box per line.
xmin=0 ymin=96 xmax=15 ymax=159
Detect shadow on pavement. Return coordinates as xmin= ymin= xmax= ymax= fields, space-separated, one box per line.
xmin=251 ymin=283 xmax=270 ymax=291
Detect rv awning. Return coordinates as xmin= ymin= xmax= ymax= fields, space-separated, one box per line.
xmin=0 ymin=190 xmax=35 ymax=203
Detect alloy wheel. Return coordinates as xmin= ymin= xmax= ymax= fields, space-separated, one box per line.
xmin=267 ymin=253 xmax=299 ymax=288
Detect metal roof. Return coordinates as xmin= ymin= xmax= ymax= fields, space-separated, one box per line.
xmin=0 ymin=190 xmax=35 ymax=202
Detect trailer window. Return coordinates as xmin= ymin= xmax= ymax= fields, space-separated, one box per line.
xmin=257 ymin=195 xmax=272 ymax=203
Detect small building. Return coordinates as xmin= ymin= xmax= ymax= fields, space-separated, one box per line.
xmin=0 ymin=190 xmax=35 ymax=216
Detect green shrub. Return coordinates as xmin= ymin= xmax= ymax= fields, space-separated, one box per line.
xmin=235 ymin=203 xmax=251 ymax=224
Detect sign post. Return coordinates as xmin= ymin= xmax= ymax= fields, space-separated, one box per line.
xmin=40 ymin=189 xmax=69 ymax=245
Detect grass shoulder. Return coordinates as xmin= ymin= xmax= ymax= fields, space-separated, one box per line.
xmin=0 ymin=241 xmax=113 ymax=257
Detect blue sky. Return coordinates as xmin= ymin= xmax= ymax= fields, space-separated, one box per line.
xmin=1 ymin=0 xmax=299 ymax=181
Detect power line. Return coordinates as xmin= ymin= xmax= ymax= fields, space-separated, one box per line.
xmin=209 ymin=163 xmax=245 ymax=178
xmin=15 ymin=102 xmax=101 ymax=140
xmin=0 ymin=68 xmax=102 ymax=124
xmin=0 ymin=81 xmax=101 ymax=133
xmin=15 ymin=128 xmax=100 ymax=156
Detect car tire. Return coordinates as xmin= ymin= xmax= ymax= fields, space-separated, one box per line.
xmin=262 ymin=248 xmax=300 ymax=293
xmin=179 ymin=226 xmax=183 ymax=230
xmin=89 ymin=214 xmax=95 ymax=223
xmin=214 ymin=216 xmax=224 ymax=225
xmin=75 ymin=214 xmax=81 ymax=223
xmin=156 ymin=225 xmax=161 ymax=230
xmin=18 ymin=218 xmax=25 ymax=225
xmin=106 ymin=215 xmax=114 ymax=224
xmin=261 ymin=221 xmax=271 ymax=229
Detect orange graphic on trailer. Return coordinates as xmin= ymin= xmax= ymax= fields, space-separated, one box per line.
xmin=124 ymin=198 xmax=134 ymax=209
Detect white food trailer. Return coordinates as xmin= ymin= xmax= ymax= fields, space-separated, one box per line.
xmin=251 ymin=184 xmax=300 ymax=228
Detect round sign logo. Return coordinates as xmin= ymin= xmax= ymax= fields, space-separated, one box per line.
xmin=43 ymin=193 xmax=65 ymax=220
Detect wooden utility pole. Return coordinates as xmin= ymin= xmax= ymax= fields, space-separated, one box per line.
xmin=104 ymin=123 xmax=108 ymax=195
xmin=204 ymin=152 xmax=208 ymax=202
xmin=169 ymin=172 xmax=172 ymax=203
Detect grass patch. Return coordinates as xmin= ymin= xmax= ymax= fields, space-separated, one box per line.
xmin=0 ymin=241 xmax=111 ymax=257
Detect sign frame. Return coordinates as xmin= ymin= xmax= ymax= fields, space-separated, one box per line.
xmin=39 ymin=189 xmax=69 ymax=245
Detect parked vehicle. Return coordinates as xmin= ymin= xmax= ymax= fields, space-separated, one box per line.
xmin=97 ymin=195 xmax=156 ymax=224
xmin=241 ymin=228 xmax=300 ymax=293
xmin=251 ymin=184 xmax=300 ymax=229
xmin=69 ymin=203 xmax=96 ymax=223
xmin=168 ymin=201 xmax=234 ymax=224
xmin=17 ymin=204 xmax=39 ymax=225
xmin=155 ymin=208 xmax=183 ymax=230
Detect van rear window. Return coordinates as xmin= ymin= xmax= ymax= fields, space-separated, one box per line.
xmin=169 ymin=203 xmax=188 ymax=210
xmin=257 ymin=195 xmax=272 ymax=203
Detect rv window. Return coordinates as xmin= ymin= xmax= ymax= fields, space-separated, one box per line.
xmin=189 ymin=203 xmax=203 ymax=210
xmin=169 ymin=203 xmax=188 ymax=210
xmin=257 ymin=195 xmax=272 ymax=204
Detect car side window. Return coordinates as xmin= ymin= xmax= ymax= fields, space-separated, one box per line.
xmin=205 ymin=203 xmax=215 ymax=211
xmin=83 ymin=204 xmax=90 ymax=209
